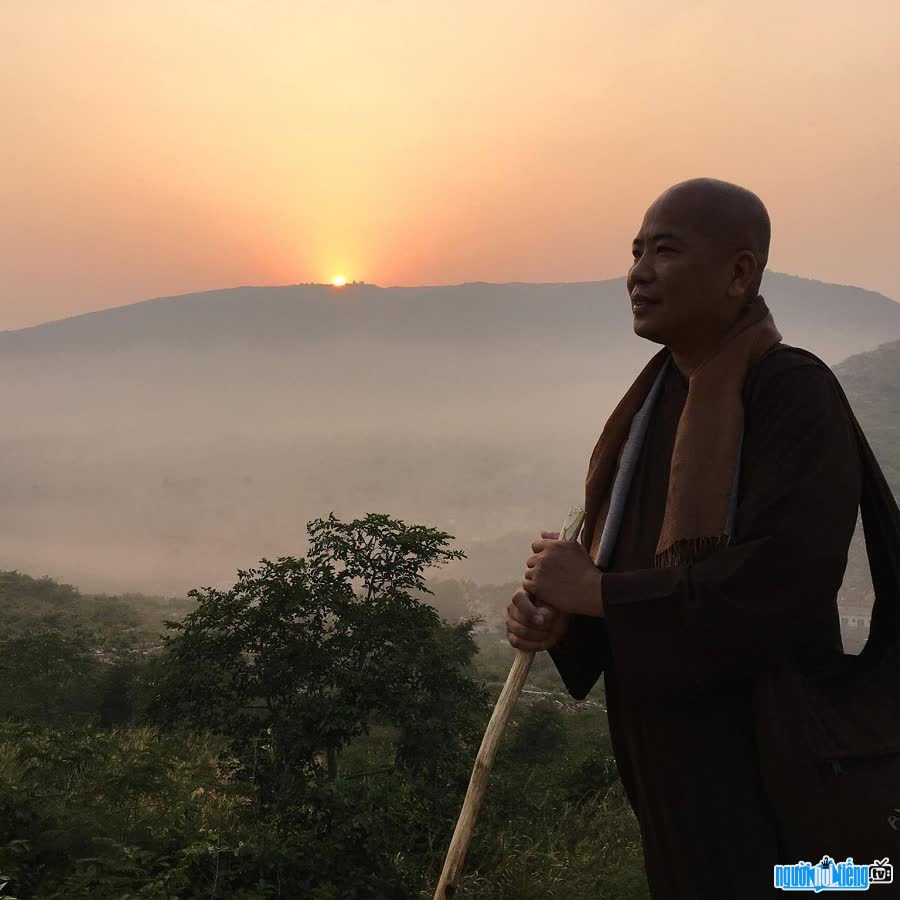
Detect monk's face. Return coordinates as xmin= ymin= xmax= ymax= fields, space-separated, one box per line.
xmin=626 ymin=193 xmax=739 ymax=347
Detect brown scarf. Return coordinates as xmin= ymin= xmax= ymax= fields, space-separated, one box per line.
xmin=581 ymin=294 xmax=782 ymax=570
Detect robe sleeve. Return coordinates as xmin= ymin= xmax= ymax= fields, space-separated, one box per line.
xmin=548 ymin=613 xmax=610 ymax=700
xmin=598 ymin=361 xmax=862 ymax=701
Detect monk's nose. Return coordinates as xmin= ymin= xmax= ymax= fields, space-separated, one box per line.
xmin=629 ymin=254 xmax=655 ymax=287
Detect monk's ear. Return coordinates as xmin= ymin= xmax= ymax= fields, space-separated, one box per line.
xmin=727 ymin=249 xmax=759 ymax=299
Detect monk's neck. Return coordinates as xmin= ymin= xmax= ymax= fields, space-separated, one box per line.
xmin=668 ymin=301 xmax=751 ymax=378
xmin=669 ymin=346 xmax=712 ymax=380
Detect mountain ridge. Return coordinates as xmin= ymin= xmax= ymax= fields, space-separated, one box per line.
xmin=3 ymin=273 xmax=898 ymax=367
xmin=3 ymin=270 xmax=898 ymax=340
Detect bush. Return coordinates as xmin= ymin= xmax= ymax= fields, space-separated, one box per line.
xmin=0 ymin=723 xmax=429 ymax=898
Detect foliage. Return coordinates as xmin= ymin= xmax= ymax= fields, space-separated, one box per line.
xmin=0 ymin=722 xmax=429 ymax=898
xmin=508 ymin=700 xmax=566 ymax=764
xmin=0 ymin=514 xmax=650 ymax=898
xmin=0 ymin=630 xmax=99 ymax=724
xmin=97 ymin=659 xmax=141 ymax=727
xmin=0 ymin=710 xmax=648 ymax=899
xmin=147 ymin=513 xmax=485 ymax=793
xmin=0 ymin=570 xmax=191 ymax=648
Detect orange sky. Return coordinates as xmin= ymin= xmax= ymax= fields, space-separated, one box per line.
xmin=3 ymin=0 xmax=899 ymax=330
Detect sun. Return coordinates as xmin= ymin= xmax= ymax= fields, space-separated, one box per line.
xmin=332 ymin=275 xmax=346 ymax=287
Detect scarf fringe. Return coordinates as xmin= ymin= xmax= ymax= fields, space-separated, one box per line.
xmin=655 ymin=534 xmax=733 ymax=569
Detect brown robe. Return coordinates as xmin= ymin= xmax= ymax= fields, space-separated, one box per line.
xmin=550 ymin=347 xmax=862 ymax=899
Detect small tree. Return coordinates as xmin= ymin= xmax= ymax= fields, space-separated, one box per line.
xmin=149 ymin=513 xmax=486 ymax=796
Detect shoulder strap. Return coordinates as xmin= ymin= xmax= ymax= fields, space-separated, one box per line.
xmin=744 ymin=344 xmax=900 ymax=660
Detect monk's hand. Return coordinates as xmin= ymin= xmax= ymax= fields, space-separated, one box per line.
xmin=523 ymin=529 xmax=605 ymax=617
xmin=505 ymin=587 xmax=570 ymax=651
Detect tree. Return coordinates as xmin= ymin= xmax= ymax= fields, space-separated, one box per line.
xmin=98 ymin=660 xmax=138 ymax=727
xmin=148 ymin=513 xmax=487 ymax=795
xmin=0 ymin=629 xmax=98 ymax=723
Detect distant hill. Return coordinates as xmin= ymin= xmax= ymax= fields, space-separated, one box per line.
xmin=833 ymin=338 xmax=900 ymax=496
xmin=2 ymin=273 xmax=899 ymax=363
xmin=0 ymin=274 xmax=897 ymax=596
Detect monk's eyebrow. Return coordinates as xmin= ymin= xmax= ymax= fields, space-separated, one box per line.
xmin=632 ymin=231 xmax=685 ymax=246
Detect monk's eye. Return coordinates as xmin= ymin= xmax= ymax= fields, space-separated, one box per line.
xmin=656 ymin=246 xmax=674 ymax=253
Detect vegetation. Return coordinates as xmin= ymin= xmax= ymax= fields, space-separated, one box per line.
xmin=0 ymin=514 xmax=647 ymax=898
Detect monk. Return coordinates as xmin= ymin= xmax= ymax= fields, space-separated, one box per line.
xmin=505 ymin=178 xmax=862 ymax=898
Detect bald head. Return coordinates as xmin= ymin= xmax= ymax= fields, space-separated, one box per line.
xmin=652 ymin=178 xmax=770 ymax=297
xmin=627 ymin=178 xmax=773 ymax=356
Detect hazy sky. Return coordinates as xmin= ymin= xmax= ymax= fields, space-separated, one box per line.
xmin=3 ymin=0 xmax=899 ymax=330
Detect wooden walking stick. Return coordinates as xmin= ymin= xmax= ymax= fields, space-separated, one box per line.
xmin=433 ymin=504 xmax=586 ymax=899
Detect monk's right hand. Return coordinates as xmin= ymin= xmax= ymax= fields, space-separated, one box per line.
xmin=505 ymin=587 xmax=570 ymax=652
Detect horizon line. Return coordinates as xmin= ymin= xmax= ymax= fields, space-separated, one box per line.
xmin=3 ymin=270 xmax=897 ymax=335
